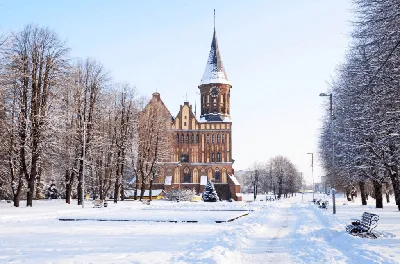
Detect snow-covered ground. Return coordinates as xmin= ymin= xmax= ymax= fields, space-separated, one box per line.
xmin=0 ymin=193 xmax=399 ymax=263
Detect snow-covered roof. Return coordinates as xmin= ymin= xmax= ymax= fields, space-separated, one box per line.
xmin=200 ymin=29 xmax=230 ymax=86
xmin=124 ymin=189 xmax=165 ymax=197
xmin=229 ymin=175 xmax=240 ymax=186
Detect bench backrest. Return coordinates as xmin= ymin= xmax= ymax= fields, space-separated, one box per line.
xmin=360 ymin=212 xmax=379 ymax=231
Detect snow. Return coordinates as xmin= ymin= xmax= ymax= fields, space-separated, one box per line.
xmin=199 ymin=30 xmax=230 ymax=86
xmin=124 ymin=189 xmax=164 ymax=197
xmin=1 ymin=193 xmax=400 ymax=263
xmin=229 ymin=174 xmax=240 ymax=185
xmin=198 ymin=115 xmax=232 ymax=123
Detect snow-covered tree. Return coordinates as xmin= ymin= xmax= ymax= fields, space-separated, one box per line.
xmin=202 ymin=180 xmax=219 ymax=202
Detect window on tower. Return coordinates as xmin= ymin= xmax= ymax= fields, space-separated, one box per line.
xmin=191 ymin=134 xmax=194 ymax=143
xmin=181 ymin=134 xmax=184 ymax=144
xmin=212 ymin=135 xmax=215 ymax=144
xmin=217 ymin=152 xmax=221 ymax=162
xmin=217 ymin=134 xmax=220 ymax=143
xmin=177 ymin=133 xmax=179 ymax=143
xmin=212 ymin=153 xmax=215 ymax=162
xmin=186 ymin=134 xmax=189 ymax=144
xmin=196 ymin=134 xmax=199 ymax=144
xmin=222 ymin=134 xmax=225 ymax=143
xmin=207 ymin=135 xmax=210 ymax=144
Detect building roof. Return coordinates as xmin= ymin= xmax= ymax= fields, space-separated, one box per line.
xmin=200 ymin=29 xmax=230 ymax=86
xmin=124 ymin=189 xmax=165 ymax=197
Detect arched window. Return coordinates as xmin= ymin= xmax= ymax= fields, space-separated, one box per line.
xmin=186 ymin=134 xmax=189 ymax=144
xmin=217 ymin=152 xmax=221 ymax=162
xmin=176 ymin=133 xmax=179 ymax=143
xmin=181 ymin=134 xmax=184 ymax=144
xmin=217 ymin=134 xmax=220 ymax=143
xmin=196 ymin=134 xmax=199 ymax=144
xmin=215 ymin=169 xmax=221 ymax=183
xmin=207 ymin=135 xmax=210 ymax=144
xmin=191 ymin=134 xmax=194 ymax=143
xmin=183 ymin=167 xmax=191 ymax=183
xmin=222 ymin=134 xmax=225 ymax=143
xmin=212 ymin=134 xmax=215 ymax=144
xmin=212 ymin=153 xmax=215 ymax=162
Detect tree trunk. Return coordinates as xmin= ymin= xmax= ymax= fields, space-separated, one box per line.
xmin=35 ymin=165 xmax=42 ymax=200
xmin=113 ymin=180 xmax=119 ymax=203
xmin=120 ymin=184 xmax=125 ymax=201
xmin=359 ymin=181 xmax=367 ymax=205
xmin=389 ymin=166 xmax=400 ymax=211
xmin=77 ymin=157 xmax=84 ymax=205
xmin=139 ymin=176 xmax=146 ymax=201
xmin=13 ymin=178 xmax=23 ymax=207
xmin=372 ymin=180 xmax=383 ymax=209
xmin=27 ymin=178 xmax=35 ymax=207
xmin=253 ymin=183 xmax=256 ymax=201
xmin=346 ymin=188 xmax=351 ymax=201
xmin=134 ymin=173 xmax=139 ymax=200
xmin=149 ymin=178 xmax=153 ymax=201
xmin=65 ymin=170 xmax=74 ymax=204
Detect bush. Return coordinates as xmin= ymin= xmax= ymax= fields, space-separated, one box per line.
xmin=167 ymin=189 xmax=196 ymax=201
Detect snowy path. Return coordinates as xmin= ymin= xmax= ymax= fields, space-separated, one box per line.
xmin=239 ymin=202 xmax=294 ymax=263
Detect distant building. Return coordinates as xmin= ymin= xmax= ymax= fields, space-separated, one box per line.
xmin=142 ymin=25 xmax=241 ymax=200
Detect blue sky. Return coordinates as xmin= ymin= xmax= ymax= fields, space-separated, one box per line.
xmin=0 ymin=0 xmax=352 ymax=183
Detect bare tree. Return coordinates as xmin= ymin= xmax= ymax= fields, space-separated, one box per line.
xmin=63 ymin=58 xmax=108 ymax=204
xmin=135 ymin=94 xmax=172 ymax=201
xmin=0 ymin=25 xmax=69 ymax=207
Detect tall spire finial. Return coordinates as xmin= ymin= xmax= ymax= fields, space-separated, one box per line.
xmin=214 ymin=9 xmax=215 ymax=30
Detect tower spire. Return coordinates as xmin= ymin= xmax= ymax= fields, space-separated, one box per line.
xmin=199 ymin=16 xmax=230 ymax=86
xmin=214 ymin=9 xmax=215 ymax=30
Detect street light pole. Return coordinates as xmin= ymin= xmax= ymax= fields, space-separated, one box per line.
xmin=307 ymin=152 xmax=314 ymax=200
xmin=319 ymin=92 xmax=336 ymax=214
xmin=82 ymin=121 xmax=86 ymax=209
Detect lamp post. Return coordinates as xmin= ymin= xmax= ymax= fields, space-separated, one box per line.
xmin=307 ymin=152 xmax=314 ymax=200
xmin=81 ymin=121 xmax=86 ymax=209
xmin=319 ymin=92 xmax=336 ymax=214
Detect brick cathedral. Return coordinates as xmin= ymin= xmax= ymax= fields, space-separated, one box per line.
xmin=145 ymin=26 xmax=241 ymax=200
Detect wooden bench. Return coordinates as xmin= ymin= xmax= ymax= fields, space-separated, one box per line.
xmin=92 ymin=200 xmax=108 ymax=208
xmin=346 ymin=212 xmax=379 ymax=238
xmin=319 ymin=200 xmax=329 ymax=209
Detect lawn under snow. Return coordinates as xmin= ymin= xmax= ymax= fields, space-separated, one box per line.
xmin=0 ymin=193 xmax=399 ymax=264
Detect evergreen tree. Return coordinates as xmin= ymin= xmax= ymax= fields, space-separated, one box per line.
xmin=202 ymin=180 xmax=219 ymax=202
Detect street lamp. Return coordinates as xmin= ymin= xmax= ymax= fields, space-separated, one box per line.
xmin=319 ymin=92 xmax=336 ymax=214
xmin=307 ymin=152 xmax=314 ymax=200
xmin=82 ymin=121 xmax=86 ymax=209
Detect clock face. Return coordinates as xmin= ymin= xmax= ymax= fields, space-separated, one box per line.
xmin=210 ymin=86 xmax=220 ymax=97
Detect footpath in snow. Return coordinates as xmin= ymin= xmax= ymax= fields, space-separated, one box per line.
xmin=0 ymin=193 xmax=399 ymax=263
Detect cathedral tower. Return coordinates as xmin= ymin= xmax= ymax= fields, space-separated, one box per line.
xmin=199 ymin=28 xmax=232 ymax=122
